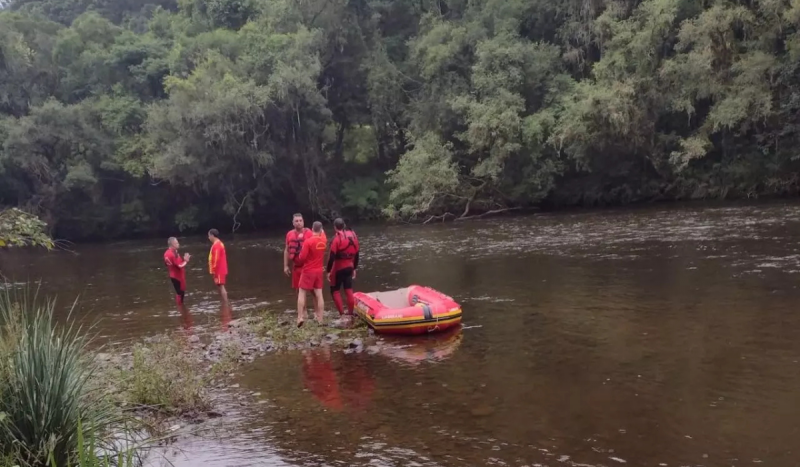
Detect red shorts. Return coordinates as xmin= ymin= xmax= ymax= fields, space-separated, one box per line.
xmin=299 ymin=270 xmax=323 ymax=291
xmin=292 ymin=266 xmax=303 ymax=289
xmin=213 ymin=274 xmax=226 ymax=286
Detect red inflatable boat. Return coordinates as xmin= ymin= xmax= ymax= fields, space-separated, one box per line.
xmin=353 ymin=285 xmax=462 ymax=335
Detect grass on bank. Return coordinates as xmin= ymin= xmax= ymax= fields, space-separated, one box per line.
xmin=109 ymin=335 xmax=233 ymax=417
xmin=0 ymin=285 xmax=142 ymax=467
xmin=253 ymin=311 xmax=370 ymax=346
xmin=0 ymin=283 xmax=372 ymax=466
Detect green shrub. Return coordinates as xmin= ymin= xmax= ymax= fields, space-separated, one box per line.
xmin=0 ymin=285 xmax=132 ymax=467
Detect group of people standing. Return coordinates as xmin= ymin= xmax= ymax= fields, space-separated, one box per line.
xmin=162 ymin=214 xmax=360 ymax=330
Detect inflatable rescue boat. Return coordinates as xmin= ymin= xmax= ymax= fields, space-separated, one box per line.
xmin=353 ymin=285 xmax=462 ymax=335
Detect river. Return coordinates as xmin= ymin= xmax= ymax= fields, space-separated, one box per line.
xmin=3 ymin=202 xmax=800 ymax=467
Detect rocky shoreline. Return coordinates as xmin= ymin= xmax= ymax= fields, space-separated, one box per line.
xmin=94 ymin=311 xmax=377 ymax=431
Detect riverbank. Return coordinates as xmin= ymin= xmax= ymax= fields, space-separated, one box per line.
xmin=94 ymin=310 xmax=376 ymax=437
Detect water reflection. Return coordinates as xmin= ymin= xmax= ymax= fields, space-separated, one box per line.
xmin=302 ymin=346 xmax=375 ymax=414
xmin=374 ymin=328 xmax=463 ymax=367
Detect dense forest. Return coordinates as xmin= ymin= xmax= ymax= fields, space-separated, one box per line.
xmin=0 ymin=0 xmax=799 ymax=240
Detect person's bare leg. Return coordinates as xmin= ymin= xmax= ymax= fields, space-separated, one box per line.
xmin=219 ymin=285 xmax=230 ymax=309
xmin=313 ymin=288 xmax=324 ymax=324
xmin=297 ymin=289 xmax=307 ymax=327
xmin=219 ymin=285 xmax=231 ymax=331
xmin=178 ymin=303 xmax=193 ymax=332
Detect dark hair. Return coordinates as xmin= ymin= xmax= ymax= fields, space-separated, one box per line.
xmin=208 ymin=228 xmax=220 ymax=238
xmin=333 ymin=218 xmax=346 ymax=231
xmin=292 ymin=213 xmax=303 ymax=219
xmin=312 ymin=221 xmax=323 ymax=233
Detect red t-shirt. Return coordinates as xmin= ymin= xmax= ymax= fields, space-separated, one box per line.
xmin=297 ymin=234 xmax=327 ymax=272
xmin=163 ymin=248 xmax=186 ymax=282
xmin=208 ymin=240 xmax=228 ymax=276
xmin=286 ymin=228 xmax=312 ymax=268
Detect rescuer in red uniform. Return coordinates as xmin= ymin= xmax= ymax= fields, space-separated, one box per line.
xmin=326 ymin=218 xmax=359 ymax=317
xmin=208 ymin=228 xmax=231 ymax=329
xmin=295 ymin=221 xmax=327 ymax=327
xmin=284 ymin=213 xmax=312 ymax=291
xmin=163 ymin=236 xmax=192 ymax=330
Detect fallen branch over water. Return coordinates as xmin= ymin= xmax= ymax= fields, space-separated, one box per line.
xmin=423 ymin=212 xmax=456 ymax=224
xmin=421 ymin=206 xmax=529 ymax=225
xmin=454 ymin=207 xmax=523 ymax=221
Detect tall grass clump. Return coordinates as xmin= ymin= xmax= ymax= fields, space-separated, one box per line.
xmin=118 ymin=336 xmax=213 ymax=415
xmin=0 ymin=284 xmax=134 ymax=467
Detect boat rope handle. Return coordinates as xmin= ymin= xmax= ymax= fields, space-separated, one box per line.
xmin=428 ymin=315 xmax=442 ymax=333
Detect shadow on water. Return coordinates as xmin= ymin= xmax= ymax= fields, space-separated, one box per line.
xmin=6 ymin=201 xmax=800 ymax=466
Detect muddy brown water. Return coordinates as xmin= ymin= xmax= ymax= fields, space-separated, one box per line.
xmin=3 ymin=202 xmax=800 ymax=466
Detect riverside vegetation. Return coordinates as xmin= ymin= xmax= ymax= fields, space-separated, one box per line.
xmin=0 ymin=0 xmax=799 ymax=240
xmin=0 ymin=283 xmax=371 ymax=467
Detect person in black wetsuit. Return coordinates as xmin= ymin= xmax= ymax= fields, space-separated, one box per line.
xmin=326 ymin=218 xmax=360 ymax=316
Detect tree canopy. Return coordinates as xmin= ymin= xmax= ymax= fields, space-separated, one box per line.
xmin=0 ymin=0 xmax=799 ymax=239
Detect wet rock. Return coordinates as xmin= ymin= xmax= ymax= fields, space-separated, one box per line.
xmin=366 ymin=346 xmax=380 ymax=354
xmin=279 ymin=319 xmax=290 ymax=327
xmin=310 ymin=340 xmax=320 ymax=347
xmin=325 ymin=333 xmax=340 ymax=341
xmin=348 ymin=339 xmax=363 ymax=349
xmin=188 ymin=335 xmax=200 ymax=344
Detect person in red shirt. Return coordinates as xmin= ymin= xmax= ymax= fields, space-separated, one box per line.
xmin=163 ymin=236 xmax=192 ymax=330
xmin=208 ymin=228 xmax=231 ymax=329
xmin=295 ymin=221 xmax=327 ymax=327
xmin=283 ymin=213 xmax=312 ymax=291
xmin=326 ymin=218 xmax=360 ymax=317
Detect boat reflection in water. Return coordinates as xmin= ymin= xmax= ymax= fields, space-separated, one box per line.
xmin=373 ymin=326 xmax=463 ymax=367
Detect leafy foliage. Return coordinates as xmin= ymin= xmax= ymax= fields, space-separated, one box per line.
xmin=1 ymin=0 xmax=800 ymax=236
xmin=0 ymin=209 xmax=53 ymax=250
xmin=0 ymin=285 xmax=126 ymax=466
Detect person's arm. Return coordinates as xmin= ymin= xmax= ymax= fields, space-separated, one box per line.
xmin=283 ymin=234 xmax=291 ymax=275
xmin=209 ymin=245 xmax=218 ymax=274
xmin=326 ymin=237 xmax=336 ymax=272
xmin=353 ymin=251 xmax=359 ymax=270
